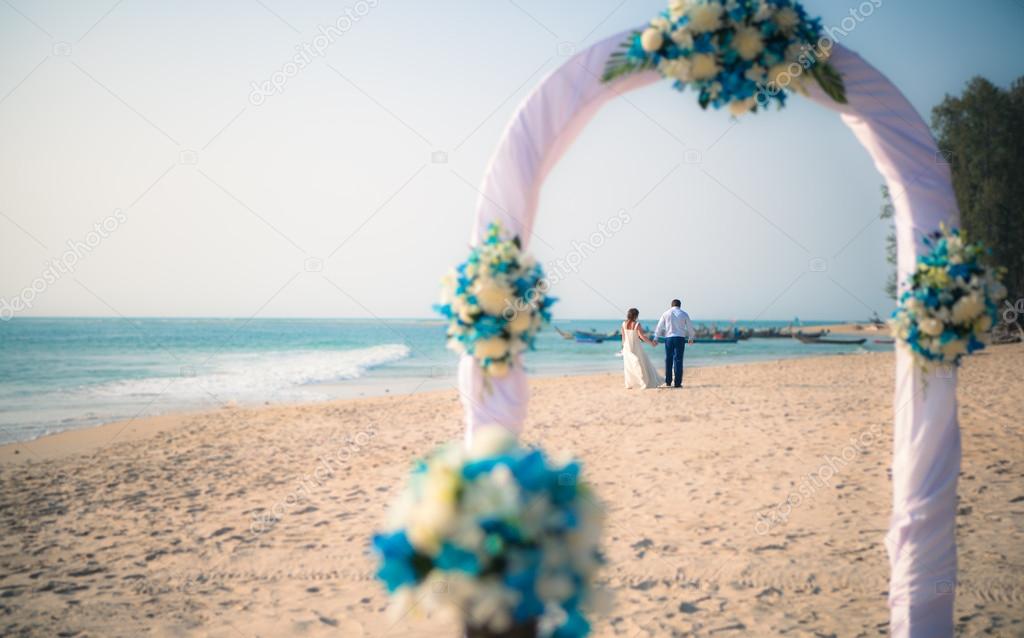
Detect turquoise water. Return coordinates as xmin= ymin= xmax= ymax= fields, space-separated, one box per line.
xmin=0 ymin=318 xmax=889 ymax=444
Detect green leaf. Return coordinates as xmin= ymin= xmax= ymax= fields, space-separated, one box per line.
xmin=811 ymin=61 xmax=847 ymax=104
xmin=601 ymin=32 xmax=650 ymax=83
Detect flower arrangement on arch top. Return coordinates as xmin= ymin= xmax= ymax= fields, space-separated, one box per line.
xmin=602 ymin=0 xmax=847 ymax=115
xmin=436 ymin=222 xmax=555 ymax=378
xmin=371 ymin=427 xmax=606 ymax=638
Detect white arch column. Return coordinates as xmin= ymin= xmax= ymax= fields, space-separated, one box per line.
xmin=458 ymin=30 xmax=959 ymax=637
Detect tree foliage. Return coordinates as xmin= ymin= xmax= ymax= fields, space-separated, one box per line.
xmin=878 ymin=185 xmax=897 ymax=301
xmin=932 ymin=76 xmax=1024 ymax=303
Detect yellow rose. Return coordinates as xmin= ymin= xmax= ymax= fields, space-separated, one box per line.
xmin=973 ymin=314 xmax=992 ymax=334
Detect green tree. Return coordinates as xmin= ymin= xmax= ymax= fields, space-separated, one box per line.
xmin=879 ymin=185 xmax=897 ymax=300
xmin=932 ymin=76 xmax=1024 ymax=302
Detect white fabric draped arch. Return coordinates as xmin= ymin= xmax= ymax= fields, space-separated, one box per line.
xmin=458 ymin=30 xmax=959 ymax=637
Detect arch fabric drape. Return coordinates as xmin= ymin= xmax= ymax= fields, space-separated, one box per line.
xmin=458 ymin=30 xmax=959 ymax=637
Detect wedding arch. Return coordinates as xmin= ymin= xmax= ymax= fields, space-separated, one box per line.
xmin=454 ymin=29 xmax=960 ymax=638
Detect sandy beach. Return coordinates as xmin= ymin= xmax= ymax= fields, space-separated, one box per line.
xmin=1 ymin=346 xmax=1021 ymax=637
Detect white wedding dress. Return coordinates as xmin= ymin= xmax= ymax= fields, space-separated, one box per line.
xmin=621 ymin=321 xmax=660 ymax=389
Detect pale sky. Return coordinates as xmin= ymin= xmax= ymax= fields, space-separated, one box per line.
xmin=1 ymin=0 xmax=1022 ymax=321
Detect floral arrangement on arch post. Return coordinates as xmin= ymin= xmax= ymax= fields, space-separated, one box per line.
xmin=890 ymin=225 xmax=1006 ymax=369
xmin=602 ymin=0 xmax=846 ymax=116
xmin=437 ymin=222 xmax=555 ymax=378
xmin=371 ymin=426 xmax=606 ymax=638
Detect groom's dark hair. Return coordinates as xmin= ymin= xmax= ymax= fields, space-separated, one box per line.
xmin=671 ymin=299 xmax=681 ymax=308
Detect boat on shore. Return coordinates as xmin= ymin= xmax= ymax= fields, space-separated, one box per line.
xmin=795 ymin=334 xmax=866 ymax=345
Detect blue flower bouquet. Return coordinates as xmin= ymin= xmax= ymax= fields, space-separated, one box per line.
xmin=372 ymin=427 xmax=605 ymax=637
xmin=891 ymin=225 xmax=1007 ymax=368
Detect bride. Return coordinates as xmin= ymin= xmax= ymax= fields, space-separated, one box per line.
xmin=621 ymin=308 xmax=660 ymax=389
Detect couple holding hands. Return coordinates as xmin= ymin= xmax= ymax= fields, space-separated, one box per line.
xmin=622 ymin=299 xmax=695 ymax=390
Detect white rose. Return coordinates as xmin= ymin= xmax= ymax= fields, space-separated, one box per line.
xmin=658 ymin=57 xmax=692 ymax=82
xmin=687 ymin=3 xmax=723 ymax=32
xmin=785 ymin=43 xmax=805 ymax=64
xmin=744 ymin=62 xmax=765 ymax=82
xmin=940 ymin=339 xmax=967 ymax=359
xmin=640 ymin=27 xmax=664 ymax=53
xmin=440 ymin=270 xmax=458 ymax=304
xmin=754 ymin=2 xmax=775 ymax=21
xmin=475 ymin=336 xmax=509 ymax=360
xmin=506 ymin=309 xmax=532 ymax=334
xmin=455 ymin=299 xmax=479 ymax=324
xmin=733 ymin=26 xmax=764 ymax=60
xmin=951 ymin=293 xmax=985 ymax=324
xmin=774 ymin=6 xmax=800 ymax=33
xmin=690 ymin=53 xmax=720 ymax=80
xmin=471 ymin=276 xmax=513 ymax=316
xmin=669 ymin=27 xmax=693 ymax=48
xmin=668 ymin=0 xmax=688 ymax=19
xmin=728 ymin=97 xmax=757 ymax=116
xmin=487 ymin=359 xmax=510 ymax=377
xmin=468 ymin=425 xmax=517 ymax=459
xmin=407 ymin=465 xmax=459 ymax=553
xmin=919 ymin=317 xmax=944 ymax=337
xmin=767 ymin=63 xmax=802 ymax=92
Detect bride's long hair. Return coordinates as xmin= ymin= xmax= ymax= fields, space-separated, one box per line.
xmin=626 ymin=308 xmax=639 ymax=324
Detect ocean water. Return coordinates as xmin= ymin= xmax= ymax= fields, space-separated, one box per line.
xmin=0 ymin=318 xmax=891 ymax=444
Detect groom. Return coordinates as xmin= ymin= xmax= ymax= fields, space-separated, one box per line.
xmin=654 ymin=299 xmax=695 ymax=388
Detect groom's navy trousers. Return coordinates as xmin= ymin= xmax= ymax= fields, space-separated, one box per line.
xmin=664 ymin=336 xmax=686 ymax=387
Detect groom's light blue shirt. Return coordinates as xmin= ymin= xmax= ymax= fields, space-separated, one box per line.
xmin=655 ymin=307 xmax=695 ymax=340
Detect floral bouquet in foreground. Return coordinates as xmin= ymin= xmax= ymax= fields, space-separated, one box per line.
xmin=437 ymin=223 xmax=555 ymax=378
xmin=602 ymin=0 xmax=846 ymax=115
xmin=891 ymin=225 xmax=1006 ymax=369
xmin=372 ymin=427 xmax=605 ymax=638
